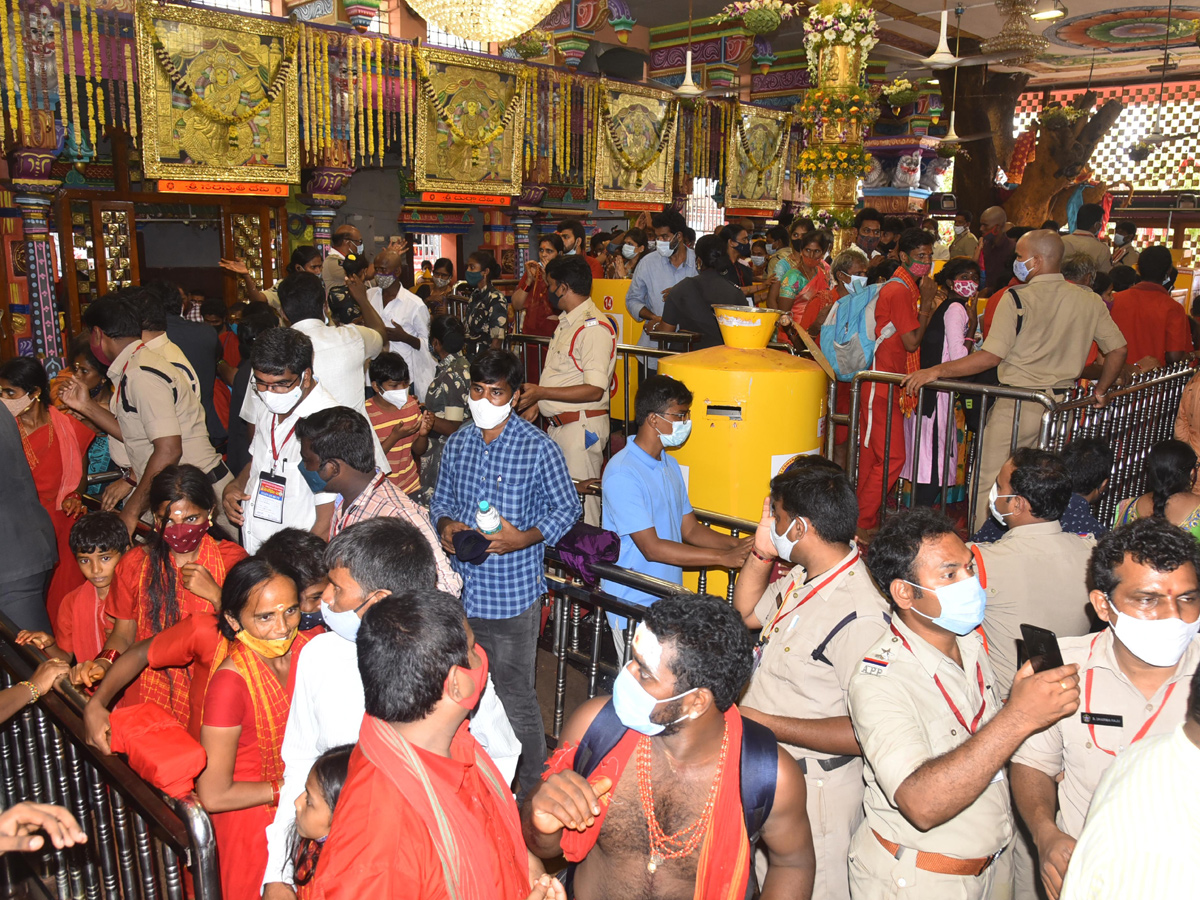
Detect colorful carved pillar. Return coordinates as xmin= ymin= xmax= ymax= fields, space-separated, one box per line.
xmin=300 ymin=166 xmax=355 ymax=255
xmin=512 ymin=214 xmax=533 ymax=273
xmin=10 ymin=148 xmax=65 ymax=370
xmin=481 ymin=210 xmax=516 ymax=276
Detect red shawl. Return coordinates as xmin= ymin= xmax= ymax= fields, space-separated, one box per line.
xmin=892 ymin=267 xmax=923 ymax=415
xmin=47 ymin=406 xmax=87 ymax=510
xmin=357 ymin=714 xmax=529 ymax=900
xmin=544 ymin=705 xmax=751 ymax=900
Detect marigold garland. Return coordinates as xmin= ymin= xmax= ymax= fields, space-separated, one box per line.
xmin=89 ymin=3 xmax=102 ymax=128
xmin=79 ymin=0 xmax=97 ymax=148
xmin=123 ymin=40 xmax=137 ymax=147
xmin=138 ymin=3 xmax=297 ymax=152
xmin=53 ymin=0 xmax=68 ymax=140
xmin=374 ymin=37 xmax=383 ymax=166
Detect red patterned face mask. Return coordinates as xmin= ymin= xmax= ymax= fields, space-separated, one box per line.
xmin=161 ymin=520 xmax=208 ymax=554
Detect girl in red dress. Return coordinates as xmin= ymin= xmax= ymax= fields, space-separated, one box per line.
xmin=0 ymin=357 xmax=95 ymax=629
xmin=78 ymin=465 xmax=247 ymax=726
xmin=198 ymin=556 xmax=309 ymax=900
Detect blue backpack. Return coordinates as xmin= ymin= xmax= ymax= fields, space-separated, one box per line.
xmin=819 ymin=278 xmax=902 ymax=382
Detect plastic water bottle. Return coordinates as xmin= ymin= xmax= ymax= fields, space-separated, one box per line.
xmin=476 ymin=500 xmax=501 ymax=534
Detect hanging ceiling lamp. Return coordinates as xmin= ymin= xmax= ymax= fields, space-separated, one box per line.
xmin=980 ymin=0 xmax=1049 ymax=66
xmin=408 ymin=0 xmax=563 ymax=43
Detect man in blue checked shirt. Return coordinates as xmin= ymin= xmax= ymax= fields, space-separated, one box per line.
xmin=430 ymin=349 xmax=580 ymax=796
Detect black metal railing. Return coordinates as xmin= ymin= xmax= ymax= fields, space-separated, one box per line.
xmin=0 ymin=615 xmax=220 ymax=900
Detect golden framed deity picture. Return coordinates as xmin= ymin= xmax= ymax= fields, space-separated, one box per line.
xmin=414 ymin=48 xmax=527 ymax=197
xmin=725 ymin=106 xmax=792 ymax=211
xmin=594 ymin=82 xmax=678 ymax=205
xmin=135 ymin=2 xmax=299 ymax=183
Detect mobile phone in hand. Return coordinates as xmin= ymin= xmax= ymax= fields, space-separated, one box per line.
xmin=1020 ymin=624 xmax=1064 ymax=673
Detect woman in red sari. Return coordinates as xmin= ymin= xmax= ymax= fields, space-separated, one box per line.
xmin=511 ymin=233 xmax=564 ymax=382
xmin=77 ymin=465 xmax=246 ymax=728
xmin=198 ymin=556 xmax=307 ymax=900
xmin=0 ymin=357 xmax=95 ymax=629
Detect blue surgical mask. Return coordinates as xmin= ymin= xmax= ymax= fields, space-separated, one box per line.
xmin=657 ymin=415 xmax=692 ymax=448
xmin=902 ymin=575 xmax=987 ymax=636
xmin=298 ymin=609 xmax=324 ymax=632
xmin=464 ymin=270 xmax=483 ymax=287
xmin=622 ymin=244 xmax=638 ymax=260
xmin=299 ymin=459 xmax=329 ymax=495
xmin=319 ymin=597 xmax=369 ymax=642
xmin=611 ymin=665 xmax=698 ymax=736
xmin=750 ymin=254 xmax=766 ymax=267
xmin=1013 ymin=257 xmax=1033 ymax=282
xmin=656 ymin=240 xmax=674 ymax=258
xmin=1112 ymin=234 xmax=1128 ymax=247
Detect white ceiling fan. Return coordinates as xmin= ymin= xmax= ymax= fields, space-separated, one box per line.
xmin=872 ymin=3 xmax=1018 ymax=71
xmin=647 ymin=0 xmax=733 ymax=98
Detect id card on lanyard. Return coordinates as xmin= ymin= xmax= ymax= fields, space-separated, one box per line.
xmin=254 ymin=415 xmax=296 ymax=523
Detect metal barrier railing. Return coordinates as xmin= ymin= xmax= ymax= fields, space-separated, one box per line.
xmin=1040 ymin=360 xmax=1198 ymax=526
xmin=845 ymin=361 xmax=1200 ymax=531
xmin=0 ymin=614 xmax=220 ymax=900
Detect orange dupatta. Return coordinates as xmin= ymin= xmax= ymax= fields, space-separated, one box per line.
xmin=545 ymin=705 xmax=751 ymax=900
xmin=132 ymin=536 xmax=231 ymax=729
xmin=206 ymin=631 xmax=310 ymax=784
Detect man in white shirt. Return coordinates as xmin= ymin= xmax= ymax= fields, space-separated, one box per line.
xmin=243 ymin=271 xmax=391 ymax=472
xmin=373 ymin=248 xmax=436 ymax=401
xmin=222 ymin=327 xmax=340 ymax=553
xmin=260 ymin=517 xmax=518 ymax=900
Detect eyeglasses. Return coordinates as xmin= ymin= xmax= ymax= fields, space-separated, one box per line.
xmin=254 ymin=376 xmax=301 ymax=393
xmin=657 ymin=410 xmax=691 ymax=421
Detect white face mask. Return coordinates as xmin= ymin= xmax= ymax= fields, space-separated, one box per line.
xmin=769 ymin=516 xmax=806 ymax=562
xmin=842 ymin=273 xmax=867 ymax=293
xmin=259 ymin=383 xmax=304 ymax=416
xmin=611 ymin=662 xmax=698 ymax=736
xmin=622 ymin=244 xmax=638 ymax=260
xmin=765 ymin=243 xmax=776 ymax=254
xmin=468 ymin=395 xmax=513 ymax=430
xmin=750 ymin=254 xmax=766 ymax=267
xmin=656 ymin=239 xmax=674 ymax=258
xmin=1107 ymin=600 xmax=1200 ymax=667
xmin=382 ymin=387 xmax=409 ymax=407
xmin=433 ymin=275 xmax=451 ymax=288
xmin=988 ymin=482 xmax=1017 ymax=525
xmin=955 ymin=225 xmax=967 ymax=236
xmin=656 ymin=414 xmax=691 ymax=447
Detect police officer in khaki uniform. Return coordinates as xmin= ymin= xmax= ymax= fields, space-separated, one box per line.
xmin=733 ymin=463 xmax=890 ymax=900
xmin=849 ymin=507 xmax=1080 ymax=900
xmin=902 ymin=230 xmax=1128 ymax=530
xmin=978 ymin=449 xmax=1096 ymax=700
xmin=518 ymin=254 xmax=616 ymax=526
xmin=1011 ymin=517 xmax=1200 ymax=900
xmin=62 ymin=295 xmax=234 ymax=536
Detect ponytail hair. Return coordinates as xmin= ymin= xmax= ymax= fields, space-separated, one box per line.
xmin=1146 ymin=440 xmax=1197 ymax=519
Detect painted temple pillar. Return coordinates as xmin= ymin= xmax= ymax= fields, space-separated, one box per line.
xmin=512 ymin=213 xmax=534 ymax=273
xmin=481 ymin=209 xmax=516 ymax=275
xmin=10 ymin=147 xmax=65 ymax=369
xmin=300 ymin=166 xmax=355 ymax=254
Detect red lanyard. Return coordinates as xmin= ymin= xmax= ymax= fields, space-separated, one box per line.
xmin=270 ymin=416 xmax=298 ymax=463
xmin=764 ymin=552 xmax=860 ymax=636
xmin=1082 ymin=633 xmax=1177 ymax=757
xmin=891 ymin=624 xmax=987 ymax=734
xmin=118 ymin=341 xmax=147 ymax=382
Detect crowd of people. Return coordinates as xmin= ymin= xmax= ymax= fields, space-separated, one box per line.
xmin=0 ymin=205 xmax=1197 ymax=900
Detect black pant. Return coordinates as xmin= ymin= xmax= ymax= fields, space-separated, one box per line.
xmin=0 ymin=570 xmax=53 ymax=633
xmin=469 ymin=602 xmax=546 ymax=798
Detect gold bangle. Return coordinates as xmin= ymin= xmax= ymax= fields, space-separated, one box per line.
xmin=19 ymin=681 xmax=40 ymax=704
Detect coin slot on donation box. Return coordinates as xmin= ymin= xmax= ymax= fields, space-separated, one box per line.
xmin=707 ymin=405 xmax=743 ymax=421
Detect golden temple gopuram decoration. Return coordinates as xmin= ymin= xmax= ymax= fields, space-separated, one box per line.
xmin=414 ymin=48 xmax=527 ymax=196
xmin=725 ymin=106 xmax=792 ymax=210
xmin=135 ymin=1 xmax=299 ymax=183
xmin=594 ymin=81 xmax=678 ymax=205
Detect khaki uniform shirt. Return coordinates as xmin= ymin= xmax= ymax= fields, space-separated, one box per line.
xmin=849 ymin=615 xmax=1013 ymax=859
xmin=981 ymin=273 xmax=1126 ymax=390
xmin=107 ymin=340 xmax=221 ymax=479
xmin=144 ymin=333 xmax=200 ymax=399
xmin=1061 ymin=231 xmax=1112 ymax=273
xmin=322 ymin=248 xmax=347 ymax=293
xmin=537 ymin=299 xmax=616 ymax=419
xmin=976 ymin=521 xmax=1096 ymax=698
xmin=742 ymin=550 xmax=890 ymax=763
xmin=1012 ymin=630 xmax=1200 ymax=838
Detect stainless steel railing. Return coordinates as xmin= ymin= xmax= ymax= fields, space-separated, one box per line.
xmin=0 ymin=614 xmax=220 ymax=900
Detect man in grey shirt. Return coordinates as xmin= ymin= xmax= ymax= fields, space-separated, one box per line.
xmin=0 ymin=411 xmax=57 ymax=631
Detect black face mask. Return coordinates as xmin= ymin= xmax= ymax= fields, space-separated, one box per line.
xmin=792 ymin=238 xmax=807 ymax=252
xmin=298 ymin=609 xmax=324 ymax=632
xmin=879 ymin=239 xmax=896 ymax=252
xmin=548 ymin=285 xmax=565 ymax=312
xmin=735 ymin=241 xmax=751 ymax=257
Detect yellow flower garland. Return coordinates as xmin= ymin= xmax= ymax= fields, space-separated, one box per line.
xmin=124 ymin=40 xmax=137 ymax=148
xmin=375 ymin=37 xmax=383 ymax=167
xmin=12 ymin=0 xmax=29 ymax=138
xmin=53 ymin=0 xmax=68 ymax=142
xmin=348 ymin=37 xmax=357 ymax=165
xmin=79 ymin=0 xmax=96 ymax=149
xmin=89 ymin=4 xmax=102 ymax=127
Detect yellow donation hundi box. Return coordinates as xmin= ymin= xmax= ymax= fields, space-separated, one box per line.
xmin=658 ymin=305 xmax=827 ymax=592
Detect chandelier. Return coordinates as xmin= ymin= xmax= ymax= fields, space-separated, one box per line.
xmin=408 ymin=0 xmax=563 ymax=43
xmin=981 ymin=0 xmax=1049 ymax=66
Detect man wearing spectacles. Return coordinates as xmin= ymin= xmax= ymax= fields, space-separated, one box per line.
xmin=222 ymin=327 xmax=341 ymax=553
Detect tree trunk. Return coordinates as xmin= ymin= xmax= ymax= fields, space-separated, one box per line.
xmin=1003 ymin=95 xmax=1124 ymax=226
xmin=945 ymin=62 xmax=1028 ymax=224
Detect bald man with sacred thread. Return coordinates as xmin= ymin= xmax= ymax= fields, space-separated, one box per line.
xmin=903 ymin=229 xmax=1127 ymax=531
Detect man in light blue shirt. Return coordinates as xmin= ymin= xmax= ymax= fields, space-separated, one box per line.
xmin=601 ymin=374 xmax=751 ymax=652
xmin=625 ymin=209 xmax=698 ymax=364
